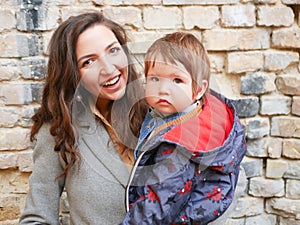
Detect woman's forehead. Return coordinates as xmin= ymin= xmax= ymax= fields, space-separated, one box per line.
xmin=76 ymin=24 xmax=119 ymax=59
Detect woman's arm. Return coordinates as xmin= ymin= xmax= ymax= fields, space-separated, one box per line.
xmin=19 ymin=124 xmax=65 ymax=225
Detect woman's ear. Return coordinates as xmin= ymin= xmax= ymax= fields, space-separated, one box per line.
xmin=194 ymin=80 xmax=208 ymax=100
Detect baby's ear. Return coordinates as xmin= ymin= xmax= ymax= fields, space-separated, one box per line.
xmin=194 ymin=80 xmax=208 ymax=100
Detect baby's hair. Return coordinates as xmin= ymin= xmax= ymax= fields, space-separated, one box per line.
xmin=145 ymin=32 xmax=210 ymax=98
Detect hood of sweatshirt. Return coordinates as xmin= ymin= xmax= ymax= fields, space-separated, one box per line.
xmin=162 ymin=92 xmax=245 ymax=174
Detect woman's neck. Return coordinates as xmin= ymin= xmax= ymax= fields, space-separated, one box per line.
xmin=96 ymin=98 xmax=112 ymax=120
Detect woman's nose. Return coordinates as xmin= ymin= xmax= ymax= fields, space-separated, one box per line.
xmin=99 ymin=56 xmax=115 ymax=75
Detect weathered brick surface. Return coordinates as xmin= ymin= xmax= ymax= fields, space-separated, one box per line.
xmin=271 ymin=116 xmax=300 ymax=138
xmin=230 ymin=197 xmax=264 ymax=217
xmin=267 ymin=138 xmax=283 ymax=159
xmin=221 ymin=5 xmax=256 ymax=27
xmin=0 ymin=83 xmax=33 ymax=105
xmin=272 ymin=27 xmax=300 ymax=49
xmin=0 ymin=194 xmax=22 ymax=221
xmin=284 ymin=159 xmax=300 ymax=179
xmin=1 ymin=170 xmax=30 ymax=194
xmin=203 ymin=30 xmax=269 ymax=51
xmin=21 ymin=57 xmax=46 ymax=80
xmin=20 ymin=105 xmax=38 ymax=127
xmin=292 ymin=96 xmax=300 ymax=116
xmin=183 ymin=6 xmax=219 ymax=29
xmin=16 ymin=2 xmax=60 ymax=31
xmin=227 ymin=51 xmax=264 ymax=73
xmin=163 ymin=0 xmax=238 ymax=4
xmin=0 ymin=107 xmax=19 ymax=127
xmin=279 ymin=217 xmax=300 ymax=225
xmin=266 ymin=159 xmax=289 ymax=179
xmin=103 ymin=7 xmax=142 ymax=29
xmin=144 ymin=7 xmax=182 ymax=29
xmin=282 ymin=139 xmax=300 ymax=159
xmin=246 ymin=138 xmax=269 ymax=157
xmin=249 ymin=177 xmax=285 ymax=197
xmin=0 ymin=9 xmax=16 ymax=31
xmin=232 ymin=97 xmax=259 ymax=117
xmin=1 ymin=1 xmax=300 ymax=224
xmin=127 ymin=31 xmax=165 ymax=54
xmin=125 ymin=0 xmax=161 ymax=4
xmin=266 ymin=198 xmax=300 ymax=219
xmin=241 ymin=72 xmax=276 ymax=95
xmin=282 ymin=0 xmax=300 ymax=4
xmin=276 ymin=74 xmax=300 ymax=96
xmin=254 ymin=0 xmax=277 ymax=3
xmin=241 ymin=157 xmax=263 ymax=178
xmin=245 ymin=118 xmax=270 ymax=139
xmin=0 ymin=128 xmax=31 ymax=150
xmin=209 ymin=54 xmax=224 ymax=73
xmin=257 ymin=5 xmax=294 ymax=27
xmin=0 ymin=33 xmax=40 ymax=57
xmin=233 ymin=97 xmax=259 ymax=118
xmin=264 ymin=51 xmax=299 ymax=71
xmin=0 ymin=59 xmax=20 ymax=81
xmin=260 ymin=95 xmax=291 ymax=115
xmin=286 ymin=179 xmax=300 ymax=199
xmin=245 ymin=214 xmax=277 ymax=225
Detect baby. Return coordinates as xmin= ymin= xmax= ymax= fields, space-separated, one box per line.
xmin=121 ymin=32 xmax=247 ymax=225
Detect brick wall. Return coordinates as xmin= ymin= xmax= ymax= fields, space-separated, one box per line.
xmin=0 ymin=0 xmax=300 ymax=224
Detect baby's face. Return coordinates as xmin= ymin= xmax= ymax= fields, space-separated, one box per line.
xmin=145 ymin=60 xmax=198 ymax=115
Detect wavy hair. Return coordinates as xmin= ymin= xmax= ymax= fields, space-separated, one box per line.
xmin=31 ymin=11 xmax=147 ymax=177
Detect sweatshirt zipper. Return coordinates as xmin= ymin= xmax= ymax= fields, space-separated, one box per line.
xmin=125 ymin=150 xmax=148 ymax=212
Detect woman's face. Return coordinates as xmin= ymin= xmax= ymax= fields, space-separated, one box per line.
xmin=76 ymin=24 xmax=128 ymax=108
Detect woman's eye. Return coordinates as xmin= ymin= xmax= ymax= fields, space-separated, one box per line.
xmin=173 ymin=78 xmax=183 ymax=84
xmin=110 ymin=47 xmax=121 ymax=54
xmin=82 ymin=59 xmax=94 ymax=68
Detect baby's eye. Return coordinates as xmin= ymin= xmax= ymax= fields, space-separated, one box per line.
xmin=173 ymin=78 xmax=183 ymax=84
xmin=147 ymin=76 xmax=159 ymax=82
xmin=151 ymin=77 xmax=159 ymax=82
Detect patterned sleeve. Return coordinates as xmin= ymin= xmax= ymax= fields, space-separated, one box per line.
xmin=121 ymin=141 xmax=240 ymax=225
xmin=121 ymin=142 xmax=196 ymax=225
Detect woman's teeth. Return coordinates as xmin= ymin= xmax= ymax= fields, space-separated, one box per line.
xmin=102 ymin=76 xmax=120 ymax=87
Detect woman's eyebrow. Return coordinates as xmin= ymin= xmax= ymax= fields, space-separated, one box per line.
xmin=77 ymin=54 xmax=94 ymax=63
xmin=77 ymin=41 xmax=119 ymax=63
xmin=105 ymin=41 xmax=119 ymax=51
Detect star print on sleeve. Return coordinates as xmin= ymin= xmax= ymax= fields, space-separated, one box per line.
xmin=178 ymin=180 xmax=193 ymax=195
xmin=146 ymin=185 xmax=160 ymax=203
xmin=206 ymin=186 xmax=223 ymax=203
xmin=196 ymin=205 xmax=206 ymax=216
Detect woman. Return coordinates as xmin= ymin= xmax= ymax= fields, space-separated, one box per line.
xmin=19 ymin=12 xmax=147 ymax=225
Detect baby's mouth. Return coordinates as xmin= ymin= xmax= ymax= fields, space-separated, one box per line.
xmin=158 ymin=99 xmax=170 ymax=104
xmin=101 ymin=75 xmax=120 ymax=87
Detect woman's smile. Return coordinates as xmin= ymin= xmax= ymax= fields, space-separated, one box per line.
xmin=101 ymin=75 xmax=121 ymax=87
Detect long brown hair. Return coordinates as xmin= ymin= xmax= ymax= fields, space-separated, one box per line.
xmin=31 ymin=11 xmax=147 ymax=176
